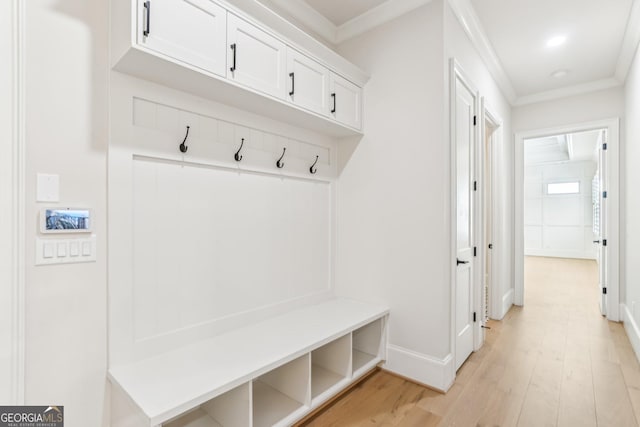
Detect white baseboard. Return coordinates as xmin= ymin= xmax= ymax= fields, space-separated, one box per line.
xmin=384 ymin=345 xmax=454 ymax=392
xmin=524 ymin=250 xmax=596 ymax=260
xmin=622 ymin=304 xmax=640 ymax=364
xmin=500 ymin=289 xmax=514 ymax=319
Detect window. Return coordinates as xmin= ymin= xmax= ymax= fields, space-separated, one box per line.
xmin=547 ymin=181 xmax=580 ymax=195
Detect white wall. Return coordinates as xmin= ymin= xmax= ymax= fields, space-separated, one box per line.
xmin=524 ymin=161 xmax=597 ymax=259
xmin=512 ymin=87 xmax=625 ymax=133
xmin=24 ymin=1 xmax=108 ymax=426
xmin=624 ymin=42 xmax=640 ymax=331
xmin=444 ymin=1 xmax=514 ymax=320
xmin=335 ymin=1 xmax=451 ymax=388
xmin=0 ymin=0 xmax=16 ymax=405
xmin=334 ymin=0 xmax=514 ymax=389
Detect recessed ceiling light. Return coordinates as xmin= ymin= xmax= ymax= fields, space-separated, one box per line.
xmin=551 ymin=69 xmax=569 ymax=78
xmin=546 ymin=35 xmax=567 ymax=48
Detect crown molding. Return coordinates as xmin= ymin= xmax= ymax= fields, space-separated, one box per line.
xmin=513 ymin=77 xmax=622 ymax=107
xmin=615 ymin=0 xmax=640 ymax=83
xmin=335 ymin=0 xmax=433 ymax=44
xmin=446 ymin=0 xmax=517 ymax=104
xmin=259 ymin=0 xmax=433 ymax=45
xmin=261 ymin=0 xmax=337 ymax=45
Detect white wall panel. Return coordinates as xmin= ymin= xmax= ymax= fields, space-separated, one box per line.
xmin=543 ymin=197 xmax=582 ymax=226
xmin=524 ymin=198 xmax=542 ymax=225
xmin=524 ymin=180 xmax=542 ymax=198
xmin=132 ymin=159 xmax=331 ymax=341
xmin=524 ymin=226 xmax=542 ymax=249
xmin=543 ymin=226 xmax=584 ymax=251
xmin=110 ymin=73 xmax=338 ymax=366
xmin=524 ymin=160 xmax=596 ymax=259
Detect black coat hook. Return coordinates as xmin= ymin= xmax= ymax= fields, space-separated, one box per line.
xmin=234 ymin=138 xmax=244 ymax=162
xmin=310 ymin=155 xmax=319 ymax=174
xmin=179 ymin=126 xmax=190 ymax=153
xmin=276 ymin=147 xmax=286 ymax=169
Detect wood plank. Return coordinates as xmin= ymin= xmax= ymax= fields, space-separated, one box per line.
xmin=304 ymin=258 xmax=640 ymax=427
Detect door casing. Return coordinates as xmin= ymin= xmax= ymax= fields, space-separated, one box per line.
xmin=514 ymin=118 xmax=620 ymax=321
xmin=1 ymin=0 xmax=25 ymax=405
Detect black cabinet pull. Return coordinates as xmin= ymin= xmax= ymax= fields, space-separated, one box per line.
xmin=143 ymin=1 xmax=151 ymax=36
xmin=457 ymin=259 xmax=469 ymax=265
xmin=230 ymin=43 xmax=237 ymax=72
xmin=289 ymin=72 xmax=295 ymax=96
xmin=331 ymin=93 xmax=336 ymax=113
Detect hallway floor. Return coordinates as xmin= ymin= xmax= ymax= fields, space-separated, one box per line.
xmin=299 ymin=256 xmax=640 ymax=426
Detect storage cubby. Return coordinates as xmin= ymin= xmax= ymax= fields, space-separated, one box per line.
xmin=164 ymin=383 xmax=250 ymax=427
xmin=253 ymin=355 xmax=310 ymax=427
xmin=311 ymin=334 xmax=351 ymax=401
xmin=352 ymin=319 xmax=383 ymax=374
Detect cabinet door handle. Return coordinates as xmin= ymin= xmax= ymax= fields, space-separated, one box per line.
xmin=230 ymin=43 xmax=237 ymax=72
xmin=289 ymin=72 xmax=295 ymax=96
xmin=331 ymin=93 xmax=336 ymax=113
xmin=143 ymin=1 xmax=151 ymax=37
xmin=457 ymin=259 xmax=469 ymax=265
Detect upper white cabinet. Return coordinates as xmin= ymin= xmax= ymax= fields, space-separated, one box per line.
xmin=112 ymin=0 xmax=367 ymax=136
xmin=136 ymin=0 xmax=227 ymax=77
xmin=286 ymin=48 xmax=330 ymax=116
xmin=330 ymin=72 xmax=362 ymax=130
xmin=227 ymin=13 xmax=287 ymax=100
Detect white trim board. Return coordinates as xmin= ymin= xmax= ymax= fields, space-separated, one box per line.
xmin=623 ymin=304 xmax=640 ymax=366
xmin=384 ymin=346 xmax=454 ymax=392
xmin=447 ymin=0 xmax=517 ymax=104
xmin=514 ymin=118 xmax=620 ymax=321
xmin=255 ymin=0 xmax=433 ymax=45
xmin=500 ymin=289 xmax=514 ymax=320
xmin=0 ymin=0 xmax=25 ymax=404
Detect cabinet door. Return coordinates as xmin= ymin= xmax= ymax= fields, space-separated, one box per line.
xmin=286 ymin=48 xmax=330 ymax=116
xmin=227 ymin=13 xmax=287 ymax=99
xmin=329 ymin=73 xmax=362 ymax=130
xmin=137 ymin=0 xmax=227 ymax=77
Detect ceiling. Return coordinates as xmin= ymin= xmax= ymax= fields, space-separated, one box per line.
xmin=302 ymin=0 xmax=388 ymax=26
xmin=255 ymin=0 xmax=640 ymax=105
xmin=470 ymin=0 xmax=634 ymax=100
xmin=525 ymin=129 xmax=600 ymax=165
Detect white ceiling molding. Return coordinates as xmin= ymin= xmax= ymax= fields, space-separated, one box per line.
xmin=615 ymin=0 xmax=640 ymax=82
xmin=446 ymin=0 xmax=517 ymax=104
xmin=335 ymin=0 xmax=433 ymax=44
xmin=514 ymin=77 xmax=622 ymax=107
xmin=262 ymin=0 xmax=432 ymax=45
xmin=260 ymin=0 xmax=338 ymax=44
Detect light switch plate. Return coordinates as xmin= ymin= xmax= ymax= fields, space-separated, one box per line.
xmin=36 ymin=173 xmax=60 ymax=202
xmin=36 ymin=235 xmax=96 ymax=266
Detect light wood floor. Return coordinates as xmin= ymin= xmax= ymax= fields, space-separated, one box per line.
xmin=300 ymin=257 xmax=640 ymax=426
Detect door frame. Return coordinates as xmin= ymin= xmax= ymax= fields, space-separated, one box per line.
xmin=479 ymin=100 xmax=502 ymax=322
xmin=1 ymin=0 xmax=25 ymax=404
xmin=450 ymin=59 xmax=482 ymax=372
xmin=514 ymin=118 xmax=620 ymax=321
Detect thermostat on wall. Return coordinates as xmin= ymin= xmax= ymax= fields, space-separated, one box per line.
xmin=40 ymin=207 xmax=92 ymax=234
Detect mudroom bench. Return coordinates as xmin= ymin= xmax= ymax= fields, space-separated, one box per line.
xmin=109 ymin=298 xmax=389 ymax=427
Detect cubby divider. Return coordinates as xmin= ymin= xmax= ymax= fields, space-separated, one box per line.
xmin=253 ymin=354 xmax=310 ymax=427
xmin=352 ymin=318 xmax=383 ymax=374
xmin=311 ymin=334 xmax=351 ymax=402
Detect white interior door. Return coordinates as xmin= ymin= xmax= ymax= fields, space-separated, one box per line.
xmin=596 ymin=131 xmax=607 ymax=315
xmin=454 ymin=75 xmax=477 ymax=371
xmin=137 ymin=0 xmax=227 ymax=77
